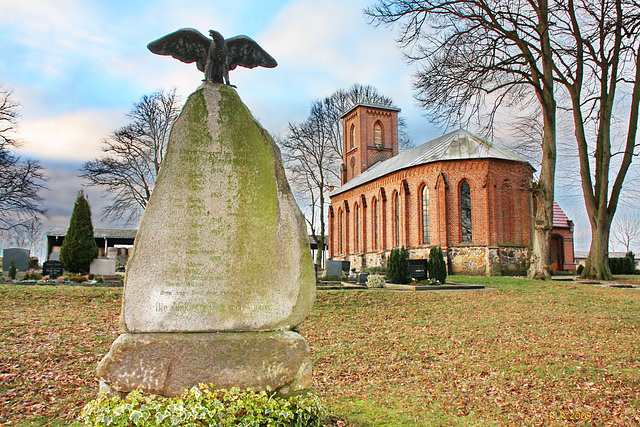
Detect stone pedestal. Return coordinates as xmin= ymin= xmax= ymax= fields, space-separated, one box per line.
xmin=98 ymin=83 xmax=315 ymax=397
xmin=98 ymin=331 xmax=311 ymax=397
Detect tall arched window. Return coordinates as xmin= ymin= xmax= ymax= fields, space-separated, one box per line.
xmin=373 ymin=198 xmax=378 ymax=250
xmin=338 ymin=209 xmax=344 ymax=254
xmin=460 ymin=180 xmax=472 ymax=242
xmin=349 ymin=124 xmax=355 ymax=150
xmin=422 ymin=186 xmax=430 ymax=244
xmin=394 ymin=192 xmax=400 ymax=247
xmin=374 ymin=121 xmax=383 ymax=146
xmin=355 ymin=204 xmax=360 ymax=253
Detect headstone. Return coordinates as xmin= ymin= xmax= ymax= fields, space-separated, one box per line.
xmin=408 ymin=259 xmax=429 ymax=281
xmin=90 ymin=258 xmax=116 ymax=276
xmin=358 ymin=273 xmax=369 ymax=285
xmin=342 ymin=260 xmax=351 ymax=272
xmin=97 ymin=83 xmax=315 ymax=398
xmin=325 ymin=260 xmax=343 ymax=277
xmin=2 ymin=248 xmax=30 ymax=272
xmin=42 ymin=260 xmax=64 ymax=279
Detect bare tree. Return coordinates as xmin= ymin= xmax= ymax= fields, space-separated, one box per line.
xmin=81 ymin=89 xmax=180 ymax=225
xmin=279 ymin=102 xmax=341 ymax=267
xmin=0 ymin=87 xmax=47 ymax=232
xmin=280 ymin=84 xmax=410 ymax=267
xmin=555 ymin=0 xmax=640 ymax=280
xmin=612 ymin=211 xmax=640 ymax=253
xmin=367 ymin=0 xmax=558 ymax=279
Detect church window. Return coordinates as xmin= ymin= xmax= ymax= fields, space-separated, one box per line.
xmin=349 ymin=124 xmax=355 ymax=150
xmin=373 ymin=198 xmax=378 ymax=250
xmin=460 ymin=180 xmax=472 ymax=242
xmin=374 ymin=121 xmax=383 ymax=147
xmin=422 ymin=186 xmax=430 ymax=244
xmin=355 ymin=204 xmax=360 ymax=253
xmin=339 ymin=209 xmax=344 ymax=254
xmin=394 ymin=192 xmax=400 ymax=247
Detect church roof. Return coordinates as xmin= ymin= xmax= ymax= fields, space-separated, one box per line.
xmin=552 ymin=202 xmax=572 ymax=228
xmin=331 ymin=129 xmax=531 ymax=196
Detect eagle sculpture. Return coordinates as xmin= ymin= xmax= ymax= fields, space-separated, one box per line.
xmin=147 ymin=28 xmax=277 ymax=85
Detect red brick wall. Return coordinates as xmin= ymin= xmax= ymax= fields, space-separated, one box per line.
xmin=329 ymin=158 xmax=535 ymax=264
xmin=342 ymin=105 xmax=398 ymax=184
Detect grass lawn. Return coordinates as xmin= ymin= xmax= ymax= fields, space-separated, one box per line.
xmin=1 ymin=277 xmax=639 ymax=426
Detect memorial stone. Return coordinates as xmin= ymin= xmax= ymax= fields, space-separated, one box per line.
xmin=42 ymin=260 xmax=64 ymax=279
xmin=2 ymin=248 xmax=30 ymax=272
xmin=325 ymin=260 xmax=344 ymax=278
xmin=97 ymin=83 xmax=315 ymax=397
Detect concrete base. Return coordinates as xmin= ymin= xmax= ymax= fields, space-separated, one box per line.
xmin=97 ymin=331 xmax=311 ymax=397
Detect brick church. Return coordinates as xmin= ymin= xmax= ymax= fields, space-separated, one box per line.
xmin=328 ymin=104 xmax=575 ymax=276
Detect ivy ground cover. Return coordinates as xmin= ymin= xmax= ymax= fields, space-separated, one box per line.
xmin=1 ymin=277 xmax=640 ymax=426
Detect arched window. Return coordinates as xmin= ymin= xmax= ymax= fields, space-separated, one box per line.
xmin=421 ymin=185 xmax=430 ymax=244
xmin=349 ymin=124 xmax=355 ymax=150
xmin=355 ymin=204 xmax=360 ymax=253
xmin=394 ymin=192 xmax=400 ymax=247
xmin=374 ymin=121 xmax=383 ymax=146
xmin=338 ymin=209 xmax=344 ymax=254
xmin=460 ymin=180 xmax=472 ymax=242
xmin=373 ymin=198 xmax=378 ymax=250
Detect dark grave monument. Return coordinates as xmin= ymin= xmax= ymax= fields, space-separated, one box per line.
xmin=43 ymin=260 xmax=64 ymax=279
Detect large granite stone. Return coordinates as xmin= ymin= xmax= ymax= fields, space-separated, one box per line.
xmin=2 ymin=248 xmax=30 ymax=272
xmin=122 ymin=83 xmax=315 ymax=333
xmin=97 ymin=331 xmax=311 ymax=397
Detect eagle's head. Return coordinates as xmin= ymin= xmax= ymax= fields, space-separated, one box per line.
xmin=209 ymin=30 xmax=224 ymax=43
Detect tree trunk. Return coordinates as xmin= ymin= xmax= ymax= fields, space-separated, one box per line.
xmin=582 ymin=213 xmax=613 ymax=280
xmin=528 ymin=188 xmax=553 ymax=280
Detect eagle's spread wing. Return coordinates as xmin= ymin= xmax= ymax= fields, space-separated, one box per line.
xmin=225 ymin=36 xmax=278 ymax=71
xmin=147 ymin=28 xmax=211 ymax=72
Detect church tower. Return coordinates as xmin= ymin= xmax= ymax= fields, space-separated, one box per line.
xmin=340 ymin=104 xmax=401 ymax=185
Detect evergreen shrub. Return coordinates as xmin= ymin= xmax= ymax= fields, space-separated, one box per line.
xmin=8 ymin=260 xmax=17 ymax=280
xmin=80 ymin=385 xmax=326 ymax=427
xmin=60 ymin=192 xmax=99 ymax=274
xmin=609 ymin=252 xmax=636 ymax=275
xmin=363 ymin=266 xmax=386 ymax=275
xmin=428 ymin=246 xmax=447 ymax=284
xmin=386 ymin=247 xmax=410 ymax=284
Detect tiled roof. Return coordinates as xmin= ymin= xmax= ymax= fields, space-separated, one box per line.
xmin=552 ymin=202 xmax=572 ymax=228
xmin=331 ymin=129 xmax=530 ymax=196
xmin=46 ymin=227 xmax=138 ymax=239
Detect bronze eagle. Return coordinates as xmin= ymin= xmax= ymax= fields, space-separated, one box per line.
xmin=147 ymin=28 xmax=277 ymax=85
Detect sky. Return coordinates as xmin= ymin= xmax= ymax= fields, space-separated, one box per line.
xmin=0 ymin=0 xmax=617 ymax=257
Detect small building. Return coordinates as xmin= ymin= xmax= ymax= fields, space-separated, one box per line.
xmin=45 ymin=228 xmax=137 ymax=267
xmin=328 ymin=103 xmax=575 ymax=276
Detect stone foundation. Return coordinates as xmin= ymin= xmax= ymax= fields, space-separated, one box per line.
xmin=97 ymin=331 xmax=311 ymax=397
xmin=332 ymin=245 xmax=530 ymax=276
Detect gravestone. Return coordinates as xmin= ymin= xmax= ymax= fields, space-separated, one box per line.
xmin=97 ymin=83 xmax=315 ymax=398
xmin=358 ymin=273 xmax=369 ymax=285
xmin=90 ymin=258 xmax=116 ymax=276
xmin=42 ymin=260 xmax=64 ymax=279
xmin=325 ymin=260 xmax=344 ymax=277
xmin=2 ymin=248 xmax=30 ymax=272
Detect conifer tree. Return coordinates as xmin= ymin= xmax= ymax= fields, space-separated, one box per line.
xmin=428 ymin=246 xmax=447 ymax=284
xmin=60 ymin=191 xmax=99 ymax=274
xmin=387 ymin=247 xmax=410 ymax=284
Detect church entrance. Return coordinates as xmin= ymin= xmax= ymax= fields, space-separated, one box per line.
xmin=550 ymin=234 xmax=564 ymax=271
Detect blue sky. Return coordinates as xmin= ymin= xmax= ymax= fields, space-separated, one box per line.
xmin=0 ymin=0 xmax=602 ymax=253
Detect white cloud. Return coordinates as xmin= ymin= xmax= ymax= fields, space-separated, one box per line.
xmin=15 ymin=109 xmax=124 ymax=161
